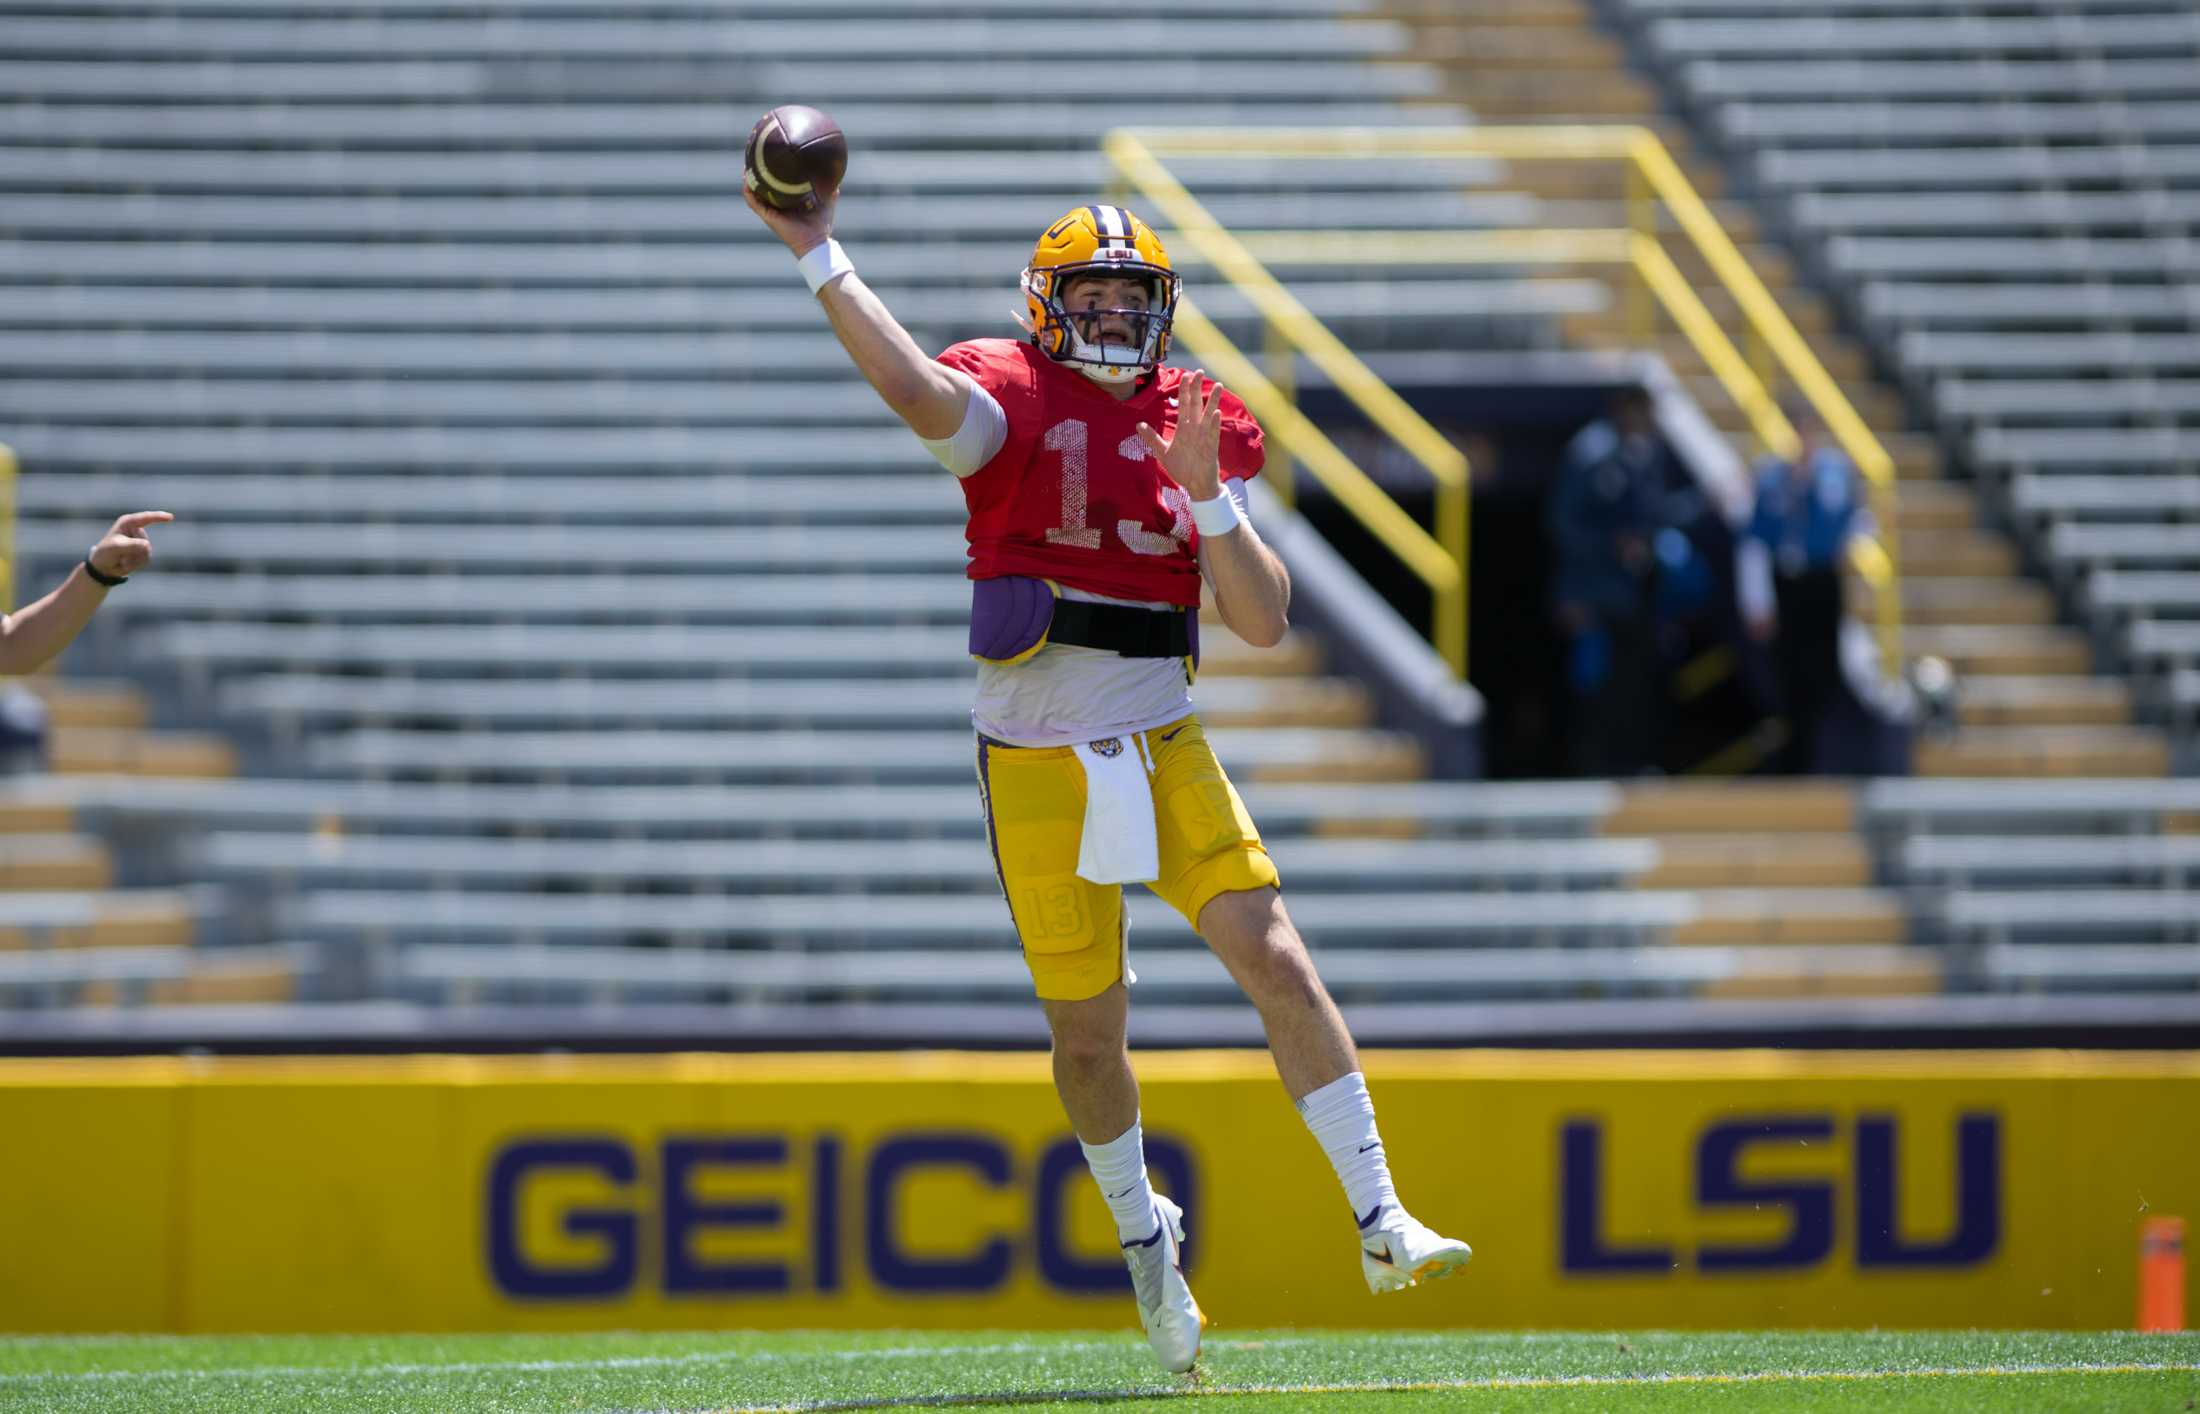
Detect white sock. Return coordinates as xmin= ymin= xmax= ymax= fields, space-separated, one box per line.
xmin=1296 ymin=1071 xmax=1401 ymax=1233
xmin=1080 ymin=1119 xmax=1160 ymax=1243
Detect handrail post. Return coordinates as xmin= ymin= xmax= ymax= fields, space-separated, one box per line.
xmin=1624 ymin=158 xmax=1655 ymax=345
xmin=1436 ymin=472 xmax=1469 ymax=677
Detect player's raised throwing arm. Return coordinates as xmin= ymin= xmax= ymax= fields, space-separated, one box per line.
xmin=743 ymin=184 xmax=975 ymax=443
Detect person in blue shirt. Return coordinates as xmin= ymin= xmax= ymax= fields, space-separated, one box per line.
xmin=1739 ymin=402 xmax=1872 ymax=774
xmin=1547 ymin=388 xmax=1667 ymax=776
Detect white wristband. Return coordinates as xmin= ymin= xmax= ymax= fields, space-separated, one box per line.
xmin=1190 ymin=489 xmax=1243 ymax=538
xmin=796 ymin=238 xmax=854 ymax=295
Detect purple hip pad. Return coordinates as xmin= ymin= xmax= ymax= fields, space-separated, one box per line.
xmin=969 ymin=576 xmax=1056 ymax=662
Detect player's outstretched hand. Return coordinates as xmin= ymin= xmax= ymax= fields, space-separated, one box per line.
xmin=1136 ymin=370 xmax=1224 ymax=501
xmin=88 ymin=511 xmax=173 ymax=581
xmin=744 ymin=180 xmax=838 ymax=259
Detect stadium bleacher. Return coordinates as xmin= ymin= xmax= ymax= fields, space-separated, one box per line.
xmin=1 ymin=0 xmax=2195 ymax=1044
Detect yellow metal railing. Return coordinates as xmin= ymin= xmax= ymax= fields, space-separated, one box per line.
xmin=1103 ymin=125 xmax=1904 ymax=679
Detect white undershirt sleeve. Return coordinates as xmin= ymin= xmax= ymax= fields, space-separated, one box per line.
xmin=917 ymin=379 xmax=1009 ymax=478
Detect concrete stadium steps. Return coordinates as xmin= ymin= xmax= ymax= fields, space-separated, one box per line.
xmin=45 ymin=727 xmax=237 ymax=779
xmin=1900 ymin=577 xmax=2055 ymax=628
xmin=1636 ymin=833 xmax=1870 ymax=888
xmin=23 ymin=678 xmax=149 ymax=730
xmin=1953 ymin=676 xmax=2133 ymax=729
xmin=1915 ymin=727 xmax=2172 ymax=779
xmin=0 ymin=835 xmax=114 ymax=891
xmin=0 ymin=889 xmax=200 ymax=951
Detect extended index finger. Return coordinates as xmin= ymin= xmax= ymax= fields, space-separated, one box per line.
xmin=114 ymin=510 xmax=175 ymax=533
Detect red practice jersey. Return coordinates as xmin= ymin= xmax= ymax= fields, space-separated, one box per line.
xmin=935 ymin=338 xmax=1265 ymax=607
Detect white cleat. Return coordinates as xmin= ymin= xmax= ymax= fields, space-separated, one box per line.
xmin=1359 ymin=1207 xmax=1474 ymax=1294
xmin=1121 ymin=1193 xmax=1204 ymax=1373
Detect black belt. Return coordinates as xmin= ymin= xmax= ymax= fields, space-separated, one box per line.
xmin=1046 ymin=600 xmax=1192 ymax=658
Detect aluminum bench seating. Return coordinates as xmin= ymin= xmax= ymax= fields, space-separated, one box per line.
xmin=1829 ymin=237 xmax=2197 ymax=279
xmin=1684 ymin=58 xmax=2200 ymax=103
xmin=1862 ymin=284 xmax=2200 ymax=330
xmin=1975 ymin=427 xmax=2200 ymax=472
xmin=2052 ymin=524 xmax=2200 ymax=570
xmin=0 ymin=237 xmax=1460 ymax=285
xmin=23 ymin=522 xmax=956 ymax=572
xmin=0 ymin=277 xmax=1598 ymax=339
xmin=1981 ymin=942 xmax=2200 ymax=989
xmin=4 ymin=776 xmax=1623 ymax=841
xmin=139 ymin=622 xmax=983 ymax=674
xmin=1795 ymin=191 xmax=2200 ymax=236
xmin=1899 ymin=332 xmax=2200 ymax=376
xmin=0 ymin=99 xmax=1467 ymax=151
xmin=88 ymin=575 xmax=976 ymax=625
xmin=292 ymin=886 xmax=1701 ymax=945
xmin=1652 ymin=14 xmax=2200 ymax=59
xmin=1938 ymin=380 xmax=2200 ymax=424
xmin=302 ymin=725 xmax=1416 ymax=783
xmin=6 ymin=379 xmax=907 ymax=426
xmin=1864 ymin=777 xmax=2200 ymax=832
xmin=2127 ymin=620 xmax=2200 ymax=672
xmin=22 ymin=477 xmax=963 ymax=524
xmin=389 ymin=939 xmax=1925 ymax=1004
xmin=1902 ymin=834 xmax=2200 ymax=887
xmin=1722 ymin=99 xmax=2200 ymax=147
xmin=2013 ymin=476 xmax=2200 ymax=521
xmin=215 ymin=673 xmax=1361 ymax=732
xmin=2173 ymin=669 xmax=2200 ymax=724
xmin=0 ymin=148 xmax=1497 ymax=196
xmin=12 ymin=0 xmax=1382 ymax=13
xmin=4 ymin=425 xmax=927 ymax=472
xmin=1762 ymin=145 xmax=2200 ymax=193
xmin=1942 ymin=888 xmax=2200 ymax=941
xmin=200 ymin=832 xmax=1657 ymax=893
xmin=2086 ymin=572 xmax=2200 ymax=619
xmin=0 ymin=190 xmax=1527 ymax=242
xmin=0 ymin=58 xmax=1445 ymax=104
xmin=0 ymin=240 xmax=1022 ymax=286
xmin=2 ymin=16 xmax=1412 ymax=63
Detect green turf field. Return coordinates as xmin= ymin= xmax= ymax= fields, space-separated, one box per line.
xmin=2 ymin=1329 xmax=2195 ymax=1413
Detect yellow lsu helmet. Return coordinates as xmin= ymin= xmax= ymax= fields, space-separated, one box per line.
xmin=1019 ymin=204 xmax=1181 ymax=385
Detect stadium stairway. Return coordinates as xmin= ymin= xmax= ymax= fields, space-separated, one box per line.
xmin=1595 ymin=0 xmax=2200 ymax=767
xmin=1391 ymin=0 xmax=2174 ymax=780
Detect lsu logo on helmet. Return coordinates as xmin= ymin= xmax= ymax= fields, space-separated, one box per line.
xmin=1020 ymin=204 xmax=1181 ymax=385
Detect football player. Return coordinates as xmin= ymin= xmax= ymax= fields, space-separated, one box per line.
xmin=746 ymin=185 xmax=1470 ymax=1371
xmin=0 ymin=511 xmax=172 ymax=675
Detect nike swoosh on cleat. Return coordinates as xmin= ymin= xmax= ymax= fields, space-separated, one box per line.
xmin=1122 ymin=1224 xmax=1167 ymax=1250
xmin=1356 ymin=1204 xmax=1384 ymax=1231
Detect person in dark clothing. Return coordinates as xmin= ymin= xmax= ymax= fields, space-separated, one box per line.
xmin=1547 ymin=388 xmax=1667 ymax=777
xmin=1739 ymin=403 xmax=1872 ymax=774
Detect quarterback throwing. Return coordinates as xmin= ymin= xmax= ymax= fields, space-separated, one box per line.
xmin=746 ymin=173 xmax=1471 ymax=1372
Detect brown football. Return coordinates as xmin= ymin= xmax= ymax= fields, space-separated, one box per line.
xmin=744 ymin=105 xmax=848 ymax=214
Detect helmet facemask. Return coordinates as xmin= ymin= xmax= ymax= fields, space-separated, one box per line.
xmin=1021 ymin=261 xmax=1180 ymax=386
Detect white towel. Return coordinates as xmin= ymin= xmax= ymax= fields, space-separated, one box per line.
xmin=1074 ymin=732 xmax=1160 ymax=886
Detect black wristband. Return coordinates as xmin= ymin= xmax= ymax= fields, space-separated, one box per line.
xmin=83 ymin=558 xmax=128 ymax=588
